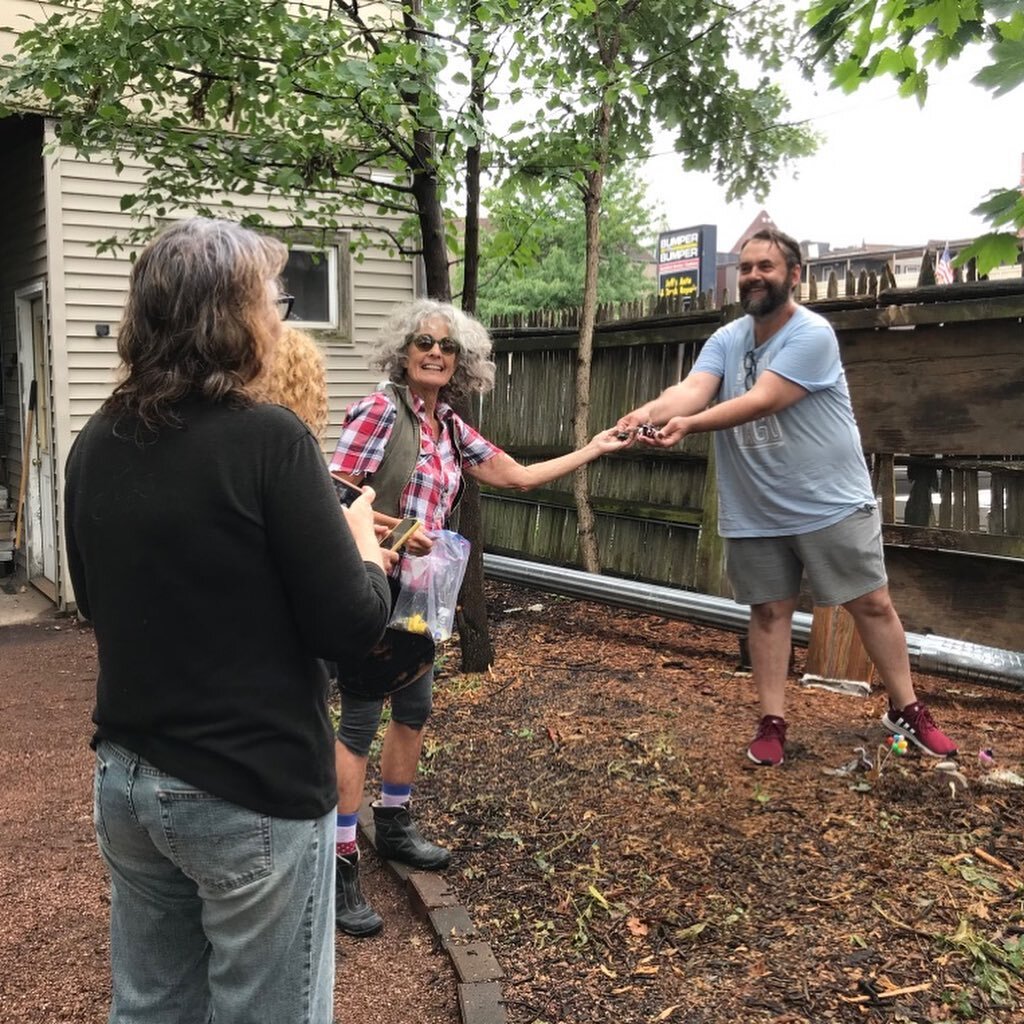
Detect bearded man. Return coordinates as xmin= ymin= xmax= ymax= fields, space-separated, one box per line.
xmin=618 ymin=228 xmax=957 ymax=767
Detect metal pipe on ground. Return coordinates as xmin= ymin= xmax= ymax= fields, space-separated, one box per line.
xmin=483 ymin=553 xmax=1024 ymax=691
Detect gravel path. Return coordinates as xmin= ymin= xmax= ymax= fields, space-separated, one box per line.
xmin=0 ymin=616 xmax=460 ymax=1024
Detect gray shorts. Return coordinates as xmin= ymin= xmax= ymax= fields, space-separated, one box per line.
xmin=725 ymin=506 xmax=887 ymax=607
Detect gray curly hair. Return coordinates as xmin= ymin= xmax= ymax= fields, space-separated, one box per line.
xmin=370 ymin=299 xmax=496 ymax=401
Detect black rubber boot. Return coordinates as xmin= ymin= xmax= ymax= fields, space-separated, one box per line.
xmin=372 ymin=804 xmax=450 ymax=869
xmin=334 ymin=854 xmax=383 ymax=937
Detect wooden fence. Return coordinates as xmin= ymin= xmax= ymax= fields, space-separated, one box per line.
xmin=477 ymin=276 xmax=1024 ymax=651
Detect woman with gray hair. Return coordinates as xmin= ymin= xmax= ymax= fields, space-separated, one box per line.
xmin=328 ymin=298 xmax=628 ymax=936
xmin=64 ymin=217 xmax=392 ymax=1023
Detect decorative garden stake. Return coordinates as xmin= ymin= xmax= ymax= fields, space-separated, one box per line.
xmin=871 ymin=733 xmax=908 ymax=781
xmin=886 ymin=734 xmax=908 ymax=757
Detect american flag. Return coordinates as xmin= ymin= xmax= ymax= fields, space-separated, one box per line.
xmin=935 ymin=243 xmax=954 ymax=285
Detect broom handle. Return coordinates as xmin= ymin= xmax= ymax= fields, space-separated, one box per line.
xmin=13 ymin=379 xmax=37 ymax=551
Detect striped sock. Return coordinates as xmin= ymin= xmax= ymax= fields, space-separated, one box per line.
xmin=336 ymin=812 xmax=358 ymax=858
xmin=380 ymin=782 xmax=412 ymax=808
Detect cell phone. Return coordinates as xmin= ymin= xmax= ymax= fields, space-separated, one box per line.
xmin=380 ymin=517 xmax=422 ymax=552
xmin=329 ymin=471 xmax=364 ymax=508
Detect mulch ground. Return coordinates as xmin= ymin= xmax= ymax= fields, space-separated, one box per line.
xmin=3 ymin=582 xmax=1023 ymax=1024
xmin=409 ymin=582 xmax=1024 ymax=1024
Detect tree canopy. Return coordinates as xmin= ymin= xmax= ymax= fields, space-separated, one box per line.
xmin=804 ymin=0 xmax=1024 ymax=274
xmin=0 ymin=0 xmax=511 ymax=295
xmin=464 ymin=167 xmax=658 ymax=321
xmin=507 ymin=0 xmax=819 ymax=201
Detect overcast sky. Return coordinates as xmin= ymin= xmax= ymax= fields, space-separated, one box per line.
xmin=639 ymin=51 xmax=1023 ymax=252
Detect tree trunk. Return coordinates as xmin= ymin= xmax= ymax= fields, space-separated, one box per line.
xmin=403 ymin=0 xmax=450 ymax=301
xmin=572 ymin=141 xmax=609 ymax=573
xmin=451 ymin=463 xmax=495 ymax=672
xmin=450 ymin=2 xmax=494 ymax=671
xmin=410 ymin=129 xmax=451 ymax=302
xmin=406 ymin=116 xmax=490 ymax=667
xmin=461 ymin=0 xmax=483 ymax=315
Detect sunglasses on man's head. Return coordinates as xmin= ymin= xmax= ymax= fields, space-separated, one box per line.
xmin=408 ymin=333 xmax=459 ymax=355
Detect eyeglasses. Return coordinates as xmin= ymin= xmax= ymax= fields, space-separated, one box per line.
xmin=409 ymin=333 xmax=459 ymax=355
xmin=743 ymin=349 xmax=758 ymax=391
xmin=276 ymin=294 xmax=295 ymax=321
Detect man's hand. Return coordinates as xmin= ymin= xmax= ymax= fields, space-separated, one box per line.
xmin=649 ymin=416 xmax=692 ymax=447
xmin=615 ymin=404 xmax=654 ymax=434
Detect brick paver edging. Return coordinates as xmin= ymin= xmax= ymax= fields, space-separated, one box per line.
xmin=357 ymin=801 xmax=507 ymax=1024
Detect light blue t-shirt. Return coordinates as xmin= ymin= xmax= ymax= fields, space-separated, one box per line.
xmin=692 ymin=305 xmax=875 ymax=537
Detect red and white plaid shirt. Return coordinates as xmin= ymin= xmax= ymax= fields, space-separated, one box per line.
xmin=330 ymin=389 xmax=501 ymax=531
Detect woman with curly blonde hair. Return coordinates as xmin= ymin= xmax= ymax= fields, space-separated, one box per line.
xmin=252 ymin=326 xmax=330 ymax=439
xmin=327 ymin=298 xmax=629 ymax=937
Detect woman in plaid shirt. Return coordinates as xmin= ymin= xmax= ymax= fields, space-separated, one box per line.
xmin=328 ymin=299 xmax=628 ymax=937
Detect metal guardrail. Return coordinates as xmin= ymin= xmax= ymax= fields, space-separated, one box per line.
xmin=483 ymin=554 xmax=1024 ymax=691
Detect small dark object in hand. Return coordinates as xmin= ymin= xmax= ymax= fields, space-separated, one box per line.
xmin=614 ymin=430 xmax=631 ymax=441
xmin=330 ymin=470 xmax=363 ymax=507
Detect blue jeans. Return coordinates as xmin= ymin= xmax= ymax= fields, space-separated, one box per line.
xmin=93 ymin=741 xmax=335 ymax=1024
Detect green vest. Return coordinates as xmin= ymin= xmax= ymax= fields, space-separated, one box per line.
xmin=366 ymin=383 xmax=466 ymax=522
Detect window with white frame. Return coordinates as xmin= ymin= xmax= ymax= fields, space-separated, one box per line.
xmin=281 ymin=238 xmax=351 ymax=340
xmin=283 ymin=246 xmax=335 ymax=326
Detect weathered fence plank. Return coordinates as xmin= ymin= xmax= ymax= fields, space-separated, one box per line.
xmin=841 ymin=320 xmax=1024 ymax=454
xmin=885 ymin=547 xmax=1024 ymax=650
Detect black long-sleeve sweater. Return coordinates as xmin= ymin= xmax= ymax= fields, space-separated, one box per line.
xmin=65 ymin=399 xmax=391 ymax=819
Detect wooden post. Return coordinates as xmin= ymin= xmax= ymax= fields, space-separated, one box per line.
xmin=693 ymin=441 xmax=730 ymax=598
xmin=872 ymin=453 xmax=895 ymax=523
xmin=990 ymin=473 xmax=1005 ymax=534
xmin=801 ymin=605 xmax=876 ymax=694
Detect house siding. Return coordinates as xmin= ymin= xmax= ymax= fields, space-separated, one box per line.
xmin=46 ymin=148 xmax=416 ymax=448
xmin=0 ymin=1 xmax=54 ymax=58
xmin=2 ymin=2 xmax=421 ymax=603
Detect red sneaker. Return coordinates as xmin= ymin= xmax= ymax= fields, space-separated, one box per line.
xmin=747 ymin=715 xmax=787 ymax=766
xmin=882 ymin=701 xmax=958 ymax=758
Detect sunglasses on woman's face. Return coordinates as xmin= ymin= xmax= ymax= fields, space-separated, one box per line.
xmin=409 ymin=333 xmax=459 ymax=355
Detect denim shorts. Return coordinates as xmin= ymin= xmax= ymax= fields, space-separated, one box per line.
xmin=337 ymin=668 xmax=434 ymax=756
xmin=93 ymin=741 xmax=335 ymax=1024
xmin=725 ymin=505 xmax=888 ymax=606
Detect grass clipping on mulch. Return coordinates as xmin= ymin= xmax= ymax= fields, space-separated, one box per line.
xmin=408 ymin=583 xmax=1024 ymax=1024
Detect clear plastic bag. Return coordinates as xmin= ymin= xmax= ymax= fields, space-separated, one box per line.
xmin=389 ymin=530 xmax=471 ymax=642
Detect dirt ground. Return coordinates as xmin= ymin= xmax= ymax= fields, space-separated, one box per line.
xmin=2 ymin=582 xmax=1023 ymax=1024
